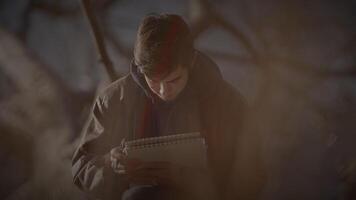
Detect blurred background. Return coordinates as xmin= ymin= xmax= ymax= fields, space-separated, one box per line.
xmin=0 ymin=0 xmax=355 ymax=199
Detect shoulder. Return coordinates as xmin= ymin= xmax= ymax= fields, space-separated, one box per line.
xmin=221 ymin=81 xmax=247 ymax=108
xmin=195 ymin=50 xmax=216 ymax=66
xmin=194 ymin=50 xmax=222 ymax=77
xmin=193 ymin=50 xmax=245 ymax=103
xmin=95 ymin=74 xmax=139 ymax=111
xmin=218 ymin=81 xmax=248 ymax=123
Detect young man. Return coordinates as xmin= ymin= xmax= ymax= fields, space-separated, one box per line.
xmin=72 ymin=14 xmax=264 ymax=200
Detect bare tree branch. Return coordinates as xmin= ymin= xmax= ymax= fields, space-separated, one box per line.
xmin=32 ymin=2 xmax=80 ymax=17
xmin=189 ymin=0 xmax=213 ymax=39
xmin=17 ymin=0 xmax=34 ymax=41
xmin=202 ymin=49 xmax=254 ymax=64
xmin=189 ymin=0 xmax=260 ymax=62
xmin=79 ymin=0 xmax=118 ymax=82
xmin=271 ymin=55 xmax=356 ymax=78
xmin=212 ymin=13 xmax=259 ymax=60
xmin=32 ymin=0 xmax=119 ymax=17
xmin=103 ymin=28 xmax=132 ymax=60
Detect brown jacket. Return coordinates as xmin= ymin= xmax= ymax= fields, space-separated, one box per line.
xmin=72 ymin=51 xmax=264 ymax=199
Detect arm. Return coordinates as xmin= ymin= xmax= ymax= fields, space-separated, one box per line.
xmin=225 ymin=86 xmax=266 ymax=200
xmin=72 ymin=94 xmax=129 ymax=199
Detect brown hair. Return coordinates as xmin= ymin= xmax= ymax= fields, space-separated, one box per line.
xmin=133 ymin=13 xmax=194 ymax=78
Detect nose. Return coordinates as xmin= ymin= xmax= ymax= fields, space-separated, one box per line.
xmin=159 ymin=82 xmax=171 ymax=96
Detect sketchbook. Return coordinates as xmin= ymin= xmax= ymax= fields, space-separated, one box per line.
xmin=123 ymin=132 xmax=207 ymax=169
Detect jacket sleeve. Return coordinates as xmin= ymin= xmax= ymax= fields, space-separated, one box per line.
xmin=71 ymin=93 xmax=128 ymax=199
xmin=215 ymin=84 xmax=249 ymax=199
xmin=225 ymin=87 xmax=266 ymax=200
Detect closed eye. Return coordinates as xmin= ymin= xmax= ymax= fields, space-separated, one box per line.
xmin=167 ymin=76 xmax=181 ymax=83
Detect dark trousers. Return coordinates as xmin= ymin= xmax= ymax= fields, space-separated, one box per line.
xmin=121 ymin=185 xmax=188 ymax=200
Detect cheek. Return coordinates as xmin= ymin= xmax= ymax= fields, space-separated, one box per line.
xmin=174 ymin=77 xmax=188 ymax=93
xmin=149 ymin=84 xmax=160 ymax=93
xmin=181 ymin=75 xmax=188 ymax=88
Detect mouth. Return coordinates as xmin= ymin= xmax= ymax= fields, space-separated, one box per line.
xmin=160 ymin=94 xmax=175 ymax=101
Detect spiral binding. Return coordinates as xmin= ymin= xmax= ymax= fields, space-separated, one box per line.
xmin=125 ymin=132 xmax=204 ymax=150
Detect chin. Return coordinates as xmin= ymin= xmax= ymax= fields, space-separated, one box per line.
xmin=160 ymin=94 xmax=176 ymax=102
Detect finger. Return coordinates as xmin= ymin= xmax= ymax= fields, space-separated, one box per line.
xmin=110 ymin=147 xmax=122 ymax=156
xmin=113 ymin=166 xmax=126 ymax=174
xmin=111 ymin=158 xmax=117 ymax=169
xmin=111 ymin=157 xmax=126 ymax=172
xmin=110 ymin=147 xmax=128 ymax=160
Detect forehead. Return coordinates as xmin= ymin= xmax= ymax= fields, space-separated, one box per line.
xmin=147 ymin=65 xmax=184 ymax=82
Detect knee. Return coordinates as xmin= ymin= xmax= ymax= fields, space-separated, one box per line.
xmin=122 ymin=185 xmax=161 ymax=200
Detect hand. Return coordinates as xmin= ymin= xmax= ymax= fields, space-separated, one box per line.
xmin=110 ymin=145 xmax=171 ymax=183
xmin=110 ymin=146 xmax=128 ymax=174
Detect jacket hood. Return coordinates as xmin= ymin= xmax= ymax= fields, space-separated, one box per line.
xmin=130 ymin=61 xmax=154 ymax=100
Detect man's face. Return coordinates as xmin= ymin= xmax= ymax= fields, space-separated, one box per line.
xmin=144 ymin=65 xmax=189 ymax=101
